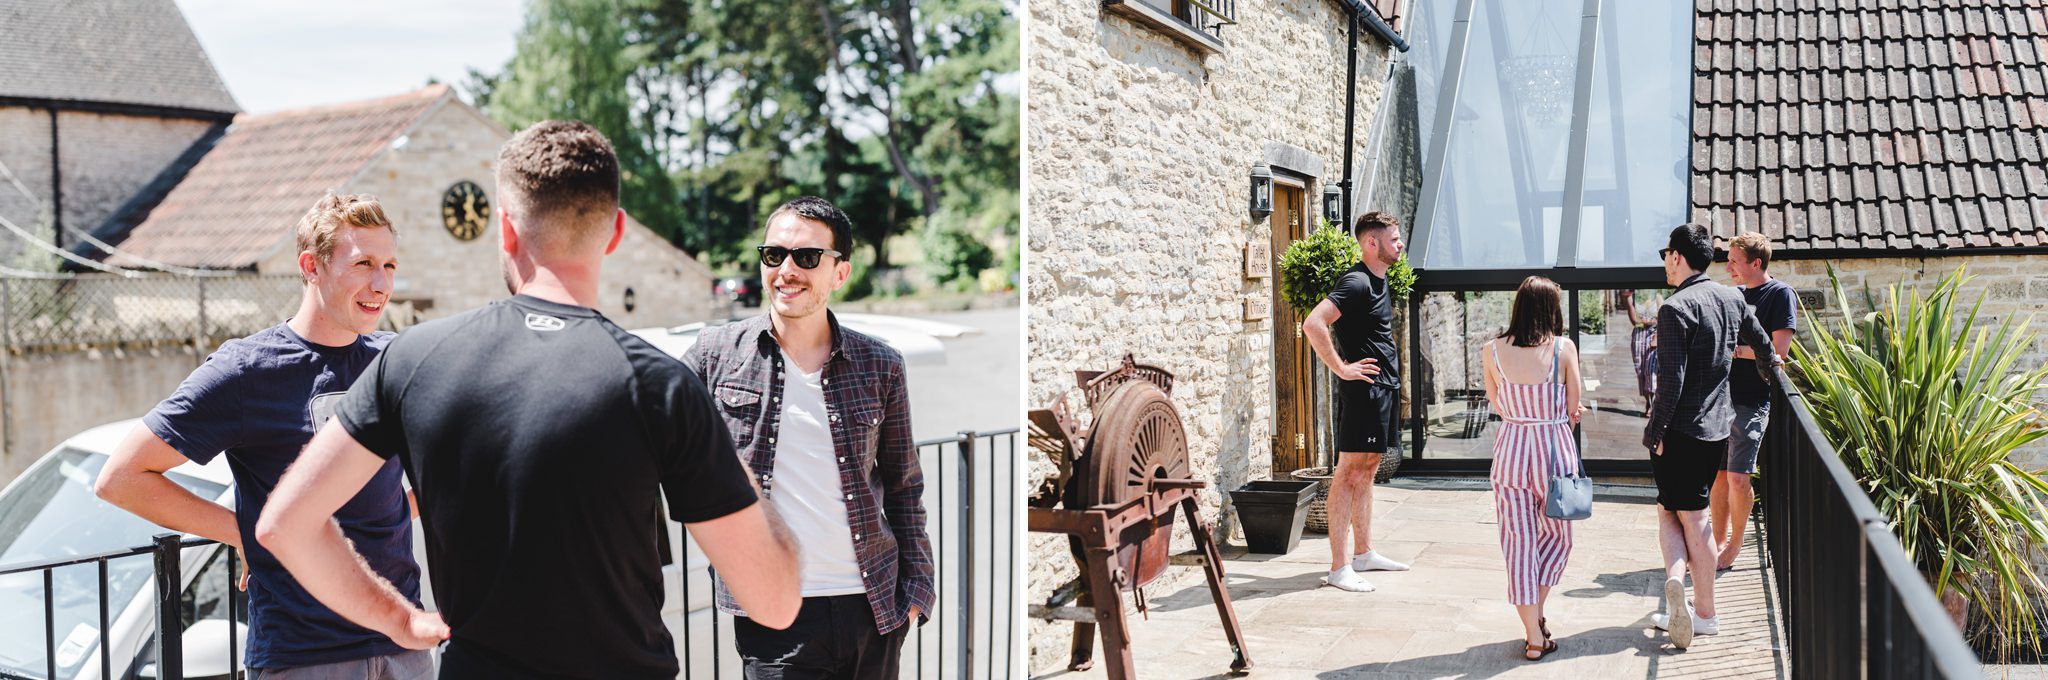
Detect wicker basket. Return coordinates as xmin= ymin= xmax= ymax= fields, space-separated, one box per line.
xmin=1293 ymin=451 xmax=1403 ymax=534
xmin=1292 ymin=467 xmax=1334 ymax=533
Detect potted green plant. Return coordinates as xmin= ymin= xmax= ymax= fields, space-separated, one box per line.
xmin=1795 ymin=265 xmax=2048 ymax=659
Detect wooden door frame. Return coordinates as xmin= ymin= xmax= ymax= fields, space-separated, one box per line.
xmin=1269 ymin=177 xmax=1314 ymax=478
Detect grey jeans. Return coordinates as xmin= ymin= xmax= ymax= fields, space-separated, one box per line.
xmin=249 ymin=650 xmax=435 ymax=680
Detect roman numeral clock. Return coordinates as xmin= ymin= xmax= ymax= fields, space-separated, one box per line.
xmin=441 ymin=180 xmax=490 ymax=241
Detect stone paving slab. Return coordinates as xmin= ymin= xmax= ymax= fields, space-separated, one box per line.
xmin=1031 ymin=478 xmax=1788 ymax=679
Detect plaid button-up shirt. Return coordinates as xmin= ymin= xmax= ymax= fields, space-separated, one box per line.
xmin=1644 ymin=273 xmax=1779 ymax=450
xmin=681 ymin=312 xmax=933 ymax=634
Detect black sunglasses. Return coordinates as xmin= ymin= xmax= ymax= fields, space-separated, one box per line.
xmin=757 ymin=245 xmax=843 ymax=269
xmin=1658 ymin=248 xmax=1674 ymax=259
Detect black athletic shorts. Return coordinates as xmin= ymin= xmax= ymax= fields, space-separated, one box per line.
xmin=1652 ymin=433 xmax=1723 ymax=511
xmin=1337 ymin=381 xmax=1397 ymax=454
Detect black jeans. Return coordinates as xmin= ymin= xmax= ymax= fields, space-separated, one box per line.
xmin=734 ymin=595 xmax=909 ymax=680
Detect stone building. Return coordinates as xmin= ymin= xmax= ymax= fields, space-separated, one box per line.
xmin=1688 ymin=0 xmax=2048 ymax=466
xmin=96 ymin=85 xmax=714 ymax=327
xmin=1027 ymin=0 xmax=1409 ymax=670
xmin=0 ymin=0 xmax=239 ymax=262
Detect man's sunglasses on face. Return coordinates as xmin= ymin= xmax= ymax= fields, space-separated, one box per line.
xmin=1658 ymin=248 xmax=1673 ymax=260
xmin=757 ymin=245 xmax=843 ymax=269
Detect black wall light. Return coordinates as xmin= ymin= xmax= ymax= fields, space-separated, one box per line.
xmin=1322 ymin=184 xmax=1343 ymax=227
xmin=1249 ymin=163 xmax=1273 ymax=219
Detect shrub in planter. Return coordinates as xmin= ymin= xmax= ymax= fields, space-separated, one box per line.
xmin=1795 ymin=265 xmax=2048 ymax=659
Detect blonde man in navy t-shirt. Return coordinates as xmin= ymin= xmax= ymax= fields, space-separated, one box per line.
xmin=96 ymin=194 xmax=428 ymax=679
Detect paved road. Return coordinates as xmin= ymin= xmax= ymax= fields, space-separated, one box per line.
xmin=903 ymin=306 xmax=1022 ymax=441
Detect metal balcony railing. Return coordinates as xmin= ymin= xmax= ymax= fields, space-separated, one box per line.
xmin=1759 ymin=366 xmax=1980 ymax=678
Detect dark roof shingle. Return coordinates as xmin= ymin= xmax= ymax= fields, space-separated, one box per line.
xmin=1693 ymin=0 xmax=2048 ymax=253
xmin=0 ymin=0 xmax=239 ymax=115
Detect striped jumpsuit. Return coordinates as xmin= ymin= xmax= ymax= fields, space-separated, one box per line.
xmin=1488 ymin=340 xmax=1579 ymax=605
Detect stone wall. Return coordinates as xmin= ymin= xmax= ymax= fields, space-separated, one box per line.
xmin=0 ymin=107 xmax=216 ymax=263
xmin=0 ymin=345 xmax=206 ymax=484
xmin=1763 ymin=254 xmax=2048 ymax=468
xmin=255 ymin=101 xmax=713 ymax=328
xmin=1026 ymin=0 xmax=1395 ymax=670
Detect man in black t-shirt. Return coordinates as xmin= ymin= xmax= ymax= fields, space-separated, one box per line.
xmin=257 ymin=121 xmax=802 ymax=679
xmin=1715 ymin=232 xmax=1796 ymax=570
xmin=1302 ymin=211 xmax=1412 ymax=593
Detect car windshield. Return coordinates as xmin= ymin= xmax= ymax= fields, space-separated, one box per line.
xmin=0 ymin=447 xmax=226 ymax=678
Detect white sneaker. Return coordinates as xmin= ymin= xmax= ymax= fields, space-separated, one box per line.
xmin=1323 ymin=566 xmax=1377 ymax=592
xmin=1660 ymin=577 xmax=1693 ymax=648
xmin=1352 ymin=550 xmax=1411 ymax=572
xmin=1651 ymin=599 xmax=1721 ymax=647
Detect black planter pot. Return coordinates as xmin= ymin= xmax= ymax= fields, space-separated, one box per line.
xmin=1230 ymin=480 xmax=1319 ymax=555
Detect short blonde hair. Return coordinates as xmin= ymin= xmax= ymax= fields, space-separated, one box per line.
xmin=1729 ymin=232 xmax=1771 ymax=269
xmin=295 ymin=193 xmax=394 ymax=276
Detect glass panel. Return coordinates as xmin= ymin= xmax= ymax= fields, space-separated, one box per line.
xmin=1576 ymin=0 xmax=1692 ymax=267
xmin=1413 ymin=290 xmax=1513 ymax=460
xmin=1576 ymin=288 xmax=1672 ymax=460
xmin=1423 ymin=0 xmax=1585 ymax=270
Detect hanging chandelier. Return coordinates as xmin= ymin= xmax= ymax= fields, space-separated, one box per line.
xmin=1499 ymin=53 xmax=1575 ymax=126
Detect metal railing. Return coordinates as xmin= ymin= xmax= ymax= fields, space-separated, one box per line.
xmin=0 ymin=428 xmax=1020 ymax=680
xmin=1760 ymin=366 xmax=1980 ymax=678
xmin=0 ymin=534 xmax=234 ymax=680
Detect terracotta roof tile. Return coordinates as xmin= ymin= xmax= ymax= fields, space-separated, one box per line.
xmin=108 ymin=86 xmax=451 ymax=269
xmin=1696 ymin=0 xmax=2048 ymax=252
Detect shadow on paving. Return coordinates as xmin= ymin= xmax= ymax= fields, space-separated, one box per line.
xmin=1028 ymin=479 xmax=1789 ymax=680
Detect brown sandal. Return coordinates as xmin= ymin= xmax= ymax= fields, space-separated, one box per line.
xmin=1540 ymin=617 xmax=1551 ymax=639
xmin=1523 ymin=639 xmax=1558 ymax=661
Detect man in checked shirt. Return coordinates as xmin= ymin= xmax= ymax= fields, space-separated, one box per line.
xmin=1642 ymin=224 xmax=1777 ymax=650
xmin=684 ymin=196 xmax=933 ymax=679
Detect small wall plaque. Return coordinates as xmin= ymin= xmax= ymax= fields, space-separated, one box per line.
xmin=1244 ymin=296 xmax=1271 ymax=321
xmin=1796 ymin=290 xmax=1825 ymax=309
xmin=1244 ymin=243 xmax=1272 ymax=279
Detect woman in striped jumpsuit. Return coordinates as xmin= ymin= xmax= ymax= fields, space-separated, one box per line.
xmin=1481 ymin=276 xmax=1584 ymax=661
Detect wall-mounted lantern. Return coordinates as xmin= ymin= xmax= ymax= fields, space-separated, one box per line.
xmin=1249 ymin=163 xmax=1273 ymax=220
xmin=1322 ymin=184 xmax=1344 ymax=227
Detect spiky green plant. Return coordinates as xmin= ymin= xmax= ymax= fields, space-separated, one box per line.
xmin=1794 ymin=265 xmax=2048 ymax=656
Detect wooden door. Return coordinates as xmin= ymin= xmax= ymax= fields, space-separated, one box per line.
xmin=1271 ymin=184 xmax=1315 ymax=476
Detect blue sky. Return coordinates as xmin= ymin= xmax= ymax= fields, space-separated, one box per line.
xmin=175 ymin=0 xmax=524 ymax=113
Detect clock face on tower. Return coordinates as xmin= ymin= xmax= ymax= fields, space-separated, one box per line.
xmin=441 ymin=180 xmax=490 ymax=242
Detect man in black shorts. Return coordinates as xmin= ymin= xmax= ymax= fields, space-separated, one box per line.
xmin=1302 ymin=211 xmax=1411 ymax=593
xmin=1643 ymin=224 xmax=1775 ymax=649
xmin=256 ymin=120 xmax=802 ymax=678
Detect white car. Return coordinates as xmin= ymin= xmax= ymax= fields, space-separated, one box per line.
xmin=0 ymin=315 xmax=962 ymax=680
xmin=0 ymin=420 xmax=242 ymax=680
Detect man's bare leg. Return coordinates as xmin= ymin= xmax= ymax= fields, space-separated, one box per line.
xmin=1709 ymin=474 xmax=1732 ymax=551
xmin=1678 ymin=508 xmax=1717 ymax=618
xmin=1351 ymin=452 xmax=1378 ymax=559
xmin=1714 ymin=471 xmax=1754 ymax=569
xmin=1323 ymin=452 xmax=1376 ymax=592
xmin=1656 ymin=506 xmax=1695 ymax=647
xmin=1328 ymin=453 xmax=1371 ymax=570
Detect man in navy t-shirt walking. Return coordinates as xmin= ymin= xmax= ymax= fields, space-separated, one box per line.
xmin=96 ymin=194 xmax=427 ymax=679
xmin=1715 ymin=232 xmax=1796 ymax=570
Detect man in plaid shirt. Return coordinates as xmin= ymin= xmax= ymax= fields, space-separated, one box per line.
xmin=684 ymin=196 xmax=933 ymax=679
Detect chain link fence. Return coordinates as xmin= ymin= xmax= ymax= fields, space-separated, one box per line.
xmin=0 ymin=274 xmax=302 ymax=353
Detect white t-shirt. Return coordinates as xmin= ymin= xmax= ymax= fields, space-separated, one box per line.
xmin=770 ymin=351 xmax=866 ymax=596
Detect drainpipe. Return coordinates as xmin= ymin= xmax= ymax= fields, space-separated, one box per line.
xmin=1334 ymin=2 xmax=1409 ymax=223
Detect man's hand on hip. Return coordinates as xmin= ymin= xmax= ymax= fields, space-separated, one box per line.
xmin=1336 ymin=357 xmax=1379 ymax=383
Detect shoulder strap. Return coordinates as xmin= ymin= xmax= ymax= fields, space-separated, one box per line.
xmin=1550 ymin=340 xmax=1561 ymax=384
xmin=1489 ymin=340 xmax=1504 ymax=384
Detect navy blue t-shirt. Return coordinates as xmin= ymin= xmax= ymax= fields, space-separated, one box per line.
xmin=143 ymin=323 xmax=417 ymax=669
xmin=1731 ymin=278 xmax=1798 ymax=404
